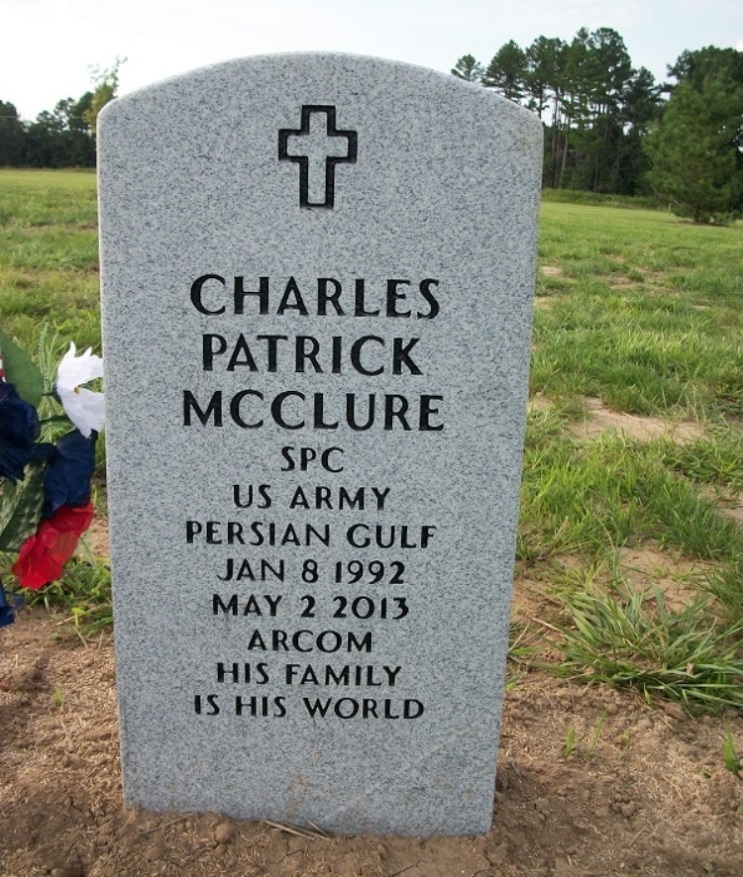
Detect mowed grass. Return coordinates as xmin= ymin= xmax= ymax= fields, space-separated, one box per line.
xmin=524 ymin=201 xmax=743 ymax=709
xmin=1 ymin=170 xmax=742 ymax=707
xmin=0 ymin=169 xmax=99 ymax=353
xmin=521 ymin=203 xmax=743 ymax=568
xmin=528 ymin=203 xmax=743 ymax=611
xmin=534 ymin=203 xmax=743 ymax=417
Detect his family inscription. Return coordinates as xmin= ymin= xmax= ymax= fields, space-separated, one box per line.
xmin=98 ymin=54 xmax=542 ymax=836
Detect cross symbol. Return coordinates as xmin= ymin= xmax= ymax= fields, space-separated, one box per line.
xmin=278 ymin=105 xmax=358 ymax=209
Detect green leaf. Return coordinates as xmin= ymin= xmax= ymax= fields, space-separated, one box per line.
xmin=0 ymin=462 xmax=44 ymax=552
xmin=0 ymin=327 xmax=45 ymax=407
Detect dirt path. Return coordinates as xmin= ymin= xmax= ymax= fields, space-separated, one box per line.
xmin=1 ymin=608 xmax=741 ymax=877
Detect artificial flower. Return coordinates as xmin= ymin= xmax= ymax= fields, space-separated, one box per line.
xmin=41 ymin=429 xmax=97 ymax=518
xmin=0 ymin=380 xmax=40 ymax=484
xmin=11 ymin=502 xmax=94 ymax=590
xmin=56 ymin=343 xmax=105 ymax=438
xmin=0 ymin=578 xmax=21 ymax=628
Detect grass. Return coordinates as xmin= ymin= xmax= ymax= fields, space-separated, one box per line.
xmin=540 ymin=188 xmax=662 ymax=211
xmin=0 ymin=169 xmax=99 ymax=351
xmin=1 ymin=170 xmax=742 ymax=709
xmin=551 ymin=587 xmax=743 ymax=714
xmin=534 ymin=205 xmax=743 ymax=417
xmin=21 ymin=554 xmax=112 ymax=638
xmin=563 ymin=726 xmax=576 ymax=758
xmin=561 ymin=716 xmax=606 ymax=759
xmin=0 ymin=168 xmax=96 ymax=188
xmin=528 ymin=203 xmax=743 ymax=711
xmin=660 ymin=425 xmax=743 ymax=491
xmin=722 ymin=730 xmax=741 ymax=774
xmin=519 ymin=425 xmax=743 ymax=564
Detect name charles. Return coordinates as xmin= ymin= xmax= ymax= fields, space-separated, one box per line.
xmin=183 ymin=272 xmax=446 ymax=432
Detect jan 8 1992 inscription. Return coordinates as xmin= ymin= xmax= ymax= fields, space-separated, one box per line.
xmin=99 ymin=53 xmax=542 ymax=835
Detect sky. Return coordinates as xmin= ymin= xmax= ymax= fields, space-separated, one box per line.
xmin=3 ymin=0 xmax=743 ymax=120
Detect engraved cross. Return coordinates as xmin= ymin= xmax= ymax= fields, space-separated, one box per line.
xmin=278 ymin=105 xmax=358 ymax=208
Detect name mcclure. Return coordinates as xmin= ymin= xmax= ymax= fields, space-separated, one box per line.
xmin=183 ymin=273 xmax=445 ymax=432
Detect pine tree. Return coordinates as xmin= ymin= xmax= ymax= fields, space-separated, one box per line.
xmin=482 ymin=41 xmax=527 ymax=102
xmin=451 ymin=55 xmax=484 ymax=83
xmin=646 ymin=78 xmax=743 ymax=222
xmin=647 ymin=48 xmax=743 ymax=222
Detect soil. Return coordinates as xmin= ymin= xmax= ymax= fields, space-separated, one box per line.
xmin=539 ymin=266 xmax=566 ymax=278
xmin=568 ymin=397 xmax=707 ymax=444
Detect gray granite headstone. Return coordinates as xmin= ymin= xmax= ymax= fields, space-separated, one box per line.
xmin=98 ymin=53 xmax=542 ymax=837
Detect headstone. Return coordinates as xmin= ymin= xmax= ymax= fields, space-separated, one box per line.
xmin=98 ymin=53 xmax=542 ymax=836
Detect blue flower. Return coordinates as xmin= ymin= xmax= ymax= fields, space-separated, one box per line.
xmin=0 ymin=381 xmax=40 ymax=484
xmin=42 ymin=429 xmax=97 ymax=518
xmin=0 ymin=578 xmax=22 ymax=628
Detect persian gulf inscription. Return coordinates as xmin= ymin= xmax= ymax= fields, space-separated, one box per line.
xmin=98 ymin=53 xmax=542 ymax=836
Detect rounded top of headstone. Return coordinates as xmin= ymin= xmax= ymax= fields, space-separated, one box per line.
xmin=100 ymin=51 xmax=542 ymax=135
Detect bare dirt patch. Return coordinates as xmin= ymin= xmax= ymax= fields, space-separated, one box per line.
xmin=540 ymin=265 xmax=564 ymax=278
xmin=716 ymin=492 xmax=743 ymax=526
xmin=569 ymin=397 xmax=707 ymax=443
xmin=79 ymin=519 xmax=110 ymax=560
xmin=2 ymin=602 xmax=742 ymax=877
xmin=608 ymin=274 xmax=635 ymax=289
xmin=527 ymin=394 xmax=555 ymax=414
xmin=616 ymin=545 xmax=712 ymax=611
xmin=533 ymin=296 xmax=558 ymax=309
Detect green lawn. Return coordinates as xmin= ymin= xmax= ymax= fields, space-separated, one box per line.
xmin=0 ymin=168 xmax=99 ymax=353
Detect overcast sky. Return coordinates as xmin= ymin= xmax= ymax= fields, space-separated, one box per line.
xmin=3 ymin=0 xmax=743 ymax=120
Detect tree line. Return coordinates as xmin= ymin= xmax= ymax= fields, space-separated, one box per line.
xmin=1 ymin=38 xmax=741 ymax=222
xmin=454 ymin=29 xmax=743 ymax=221
xmin=0 ymin=60 xmax=123 ymax=169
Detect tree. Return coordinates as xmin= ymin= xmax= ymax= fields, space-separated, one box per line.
xmin=667 ymin=46 xmax=743 ymax=92
xmin=583 ymin=28 xmax=635 ymax=193
xmin=585 ymin=27 xmax=633 ymax=115
xmin=23 ymin=94 xmax=95 ymax=167
xmin=0 ymin=100 xmax=26 ymax=165
xmin=24 ymin=110 xmax=65 ymax=167
xmin=524 ymin=36 xmax=565 ymax=119
xmin=451 ymin=55 xmax=484 ymax=83
xmin=646 ymin=76 xmax=743 ymax=222
xmin=449 ymin=35 xmax=735 ymax=200
xmin=483 ymin=41 xmax=527 ymax=102
xmin=615 ymin=67 xmax=662 ymax=195
xmin=529 ymin=37 xmax=569 ymax=187
xmin=84 ymin=56 xmax=126 ymax=139
xmin=646 ymin=46 xmax=743 ymax=222
xmin=552 ymin=28 xmax=654 ymax=194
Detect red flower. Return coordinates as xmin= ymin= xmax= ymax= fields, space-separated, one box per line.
xmin=11 ymin=503 xmax=94 ymax=590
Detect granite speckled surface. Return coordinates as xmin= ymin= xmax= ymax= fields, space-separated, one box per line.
xmin=98 ymin=53 xmax=542 ymax=836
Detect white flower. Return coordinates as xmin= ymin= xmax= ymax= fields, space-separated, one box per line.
xmin=56 ymin=342 xmax=105 ymax=437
